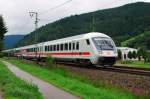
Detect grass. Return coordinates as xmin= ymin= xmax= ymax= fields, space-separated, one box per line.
xmin=0 ymin=60 xmax=43 ymax=99
xmin=117 ymin=60 xmax=150 ymax=68
xmin=6 ymin=58 xmax=149 ymax=99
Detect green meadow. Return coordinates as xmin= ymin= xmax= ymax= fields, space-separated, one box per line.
xmin=0 ymin=60 xmax=43 ymax=99
xmin=6 ymin=58 xmax=149 ymax=99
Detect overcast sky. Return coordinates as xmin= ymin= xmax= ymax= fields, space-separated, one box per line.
xmin=0 ymin=0 xmax=149 ymax=35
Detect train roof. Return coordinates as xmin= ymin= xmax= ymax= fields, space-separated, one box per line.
xmin=43 ymin=32 xmax=110 ymax=45
xmin=3 ymin=32 xmax=110 ymax=51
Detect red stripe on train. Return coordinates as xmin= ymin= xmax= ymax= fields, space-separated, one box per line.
xmin=46 ymin=52 xmax=90 ymax=56
xmin=15 ymin=52 xmax=91 ymax=56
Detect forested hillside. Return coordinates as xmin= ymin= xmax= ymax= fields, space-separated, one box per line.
xmin=121 ymin=31 xmax=150 ymax=49
xmin=15 ymin=2 xmax=150 ymax=49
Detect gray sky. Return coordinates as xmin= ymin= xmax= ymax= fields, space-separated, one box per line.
xmin=0 ymin=0 xmax=149 ymax=35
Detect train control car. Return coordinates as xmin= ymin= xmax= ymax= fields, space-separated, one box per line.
xmin=3 ymin=32 xmax=118 ymax=66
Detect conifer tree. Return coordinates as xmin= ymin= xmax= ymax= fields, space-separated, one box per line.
xmin=0 ymin=15 xmax=7 ymax=51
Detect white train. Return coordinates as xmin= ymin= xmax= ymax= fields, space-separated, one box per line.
xmin=3 ymin=32 xmax=118 ymax=66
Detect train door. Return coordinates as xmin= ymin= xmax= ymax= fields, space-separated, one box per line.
xmin=72 ymin=41 xmax=80 ymax=62
xmin=72 ymin=41 xmax=76 ymax=61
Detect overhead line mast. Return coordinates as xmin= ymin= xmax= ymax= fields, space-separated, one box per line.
xmin=29 ymin=12 xmax=40 ymax=43
xmin=28 ymin=0 xmax=73 ymax=59
xmin=29 ymin=12 xmax=40 ymax=59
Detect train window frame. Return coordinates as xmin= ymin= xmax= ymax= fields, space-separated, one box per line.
xmin=86 ymin=39 xmax=90 ymax=45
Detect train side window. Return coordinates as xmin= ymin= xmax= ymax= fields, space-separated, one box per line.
xmin=46 ymin=46 xmax=48 ymax=51
xmin=34 ymin=48 xmax=36 ymax=52
xmin=86 ymin=39 xmax=90 ymax=45
xmin=54 ymin=45 xmax=56 ymax=51
xmin=57 ymin=44 xmax=59 ymax=51
xmin=72 ymin=43 xmax=75 ymax=50
xmin=60 ymin=44 xmax=63 ymax=51
xmin=47 ymin=46 xmax=49 ymax=51
xmin=45 ymin=46 xmax=47 ymax=51
xmin=51 ymin=45 xmax=53 ymax=51
xmin=51 ymin=45 xmax=54 ymax=51
xmin=65 ymin=43 xmax=68 ymax=50
xmin=76 ymin=42 xmax=79 ymax=50
xmin=69 ymin=43 xmax=71 ymax=50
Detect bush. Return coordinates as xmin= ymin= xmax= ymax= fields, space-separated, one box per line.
xmin=117 ymin=49 xmax=122 ymax=60
xmin=45 ymin=56 xmax=56 ymax=69
xmin=145 ymin=51 xmax=150 ymax=63
xmin=127 ymin=51 xmax=132 ymax=59
xmin=0 ymin=52 xmax=5 ymax=58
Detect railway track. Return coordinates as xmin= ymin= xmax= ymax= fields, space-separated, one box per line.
xmin=54 ymin=62 xmax=150 ymax=77
xmin=25 ymin=59 xmax=150 ymax=77
xmin=102 ymin=66 xmax=150 ymax=77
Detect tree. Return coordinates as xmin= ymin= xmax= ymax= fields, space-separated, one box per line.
xmin=0 ymin=15 xmax=7 ymax=51
xmin=146 ymin=51 xmax=150 ymax=62
xmin=132 ymin=51 xmax=137 ymax=59
xmin=128 ymin=51 xmax=132 ymax=59
xmin=137 ymin=47 xmax=148 ymax=62
xmin=117 ymin=49 xmax=122 ymax=60
xmin=137 ymin=48 xmax=143 ymax=61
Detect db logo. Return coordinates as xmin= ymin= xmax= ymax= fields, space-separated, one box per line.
xmin=107 ymin=52 xmax=110 ymax=55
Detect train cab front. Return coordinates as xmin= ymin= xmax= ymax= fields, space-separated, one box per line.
xmin=92 ymin=37 xmax=118 ymax=66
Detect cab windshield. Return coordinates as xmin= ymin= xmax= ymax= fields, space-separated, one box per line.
xmin=92 ymin=37 xmax=115 ymax=50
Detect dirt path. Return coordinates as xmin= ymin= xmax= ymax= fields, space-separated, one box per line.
xmin=1 ymin=61 xmax=79 ymax=99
